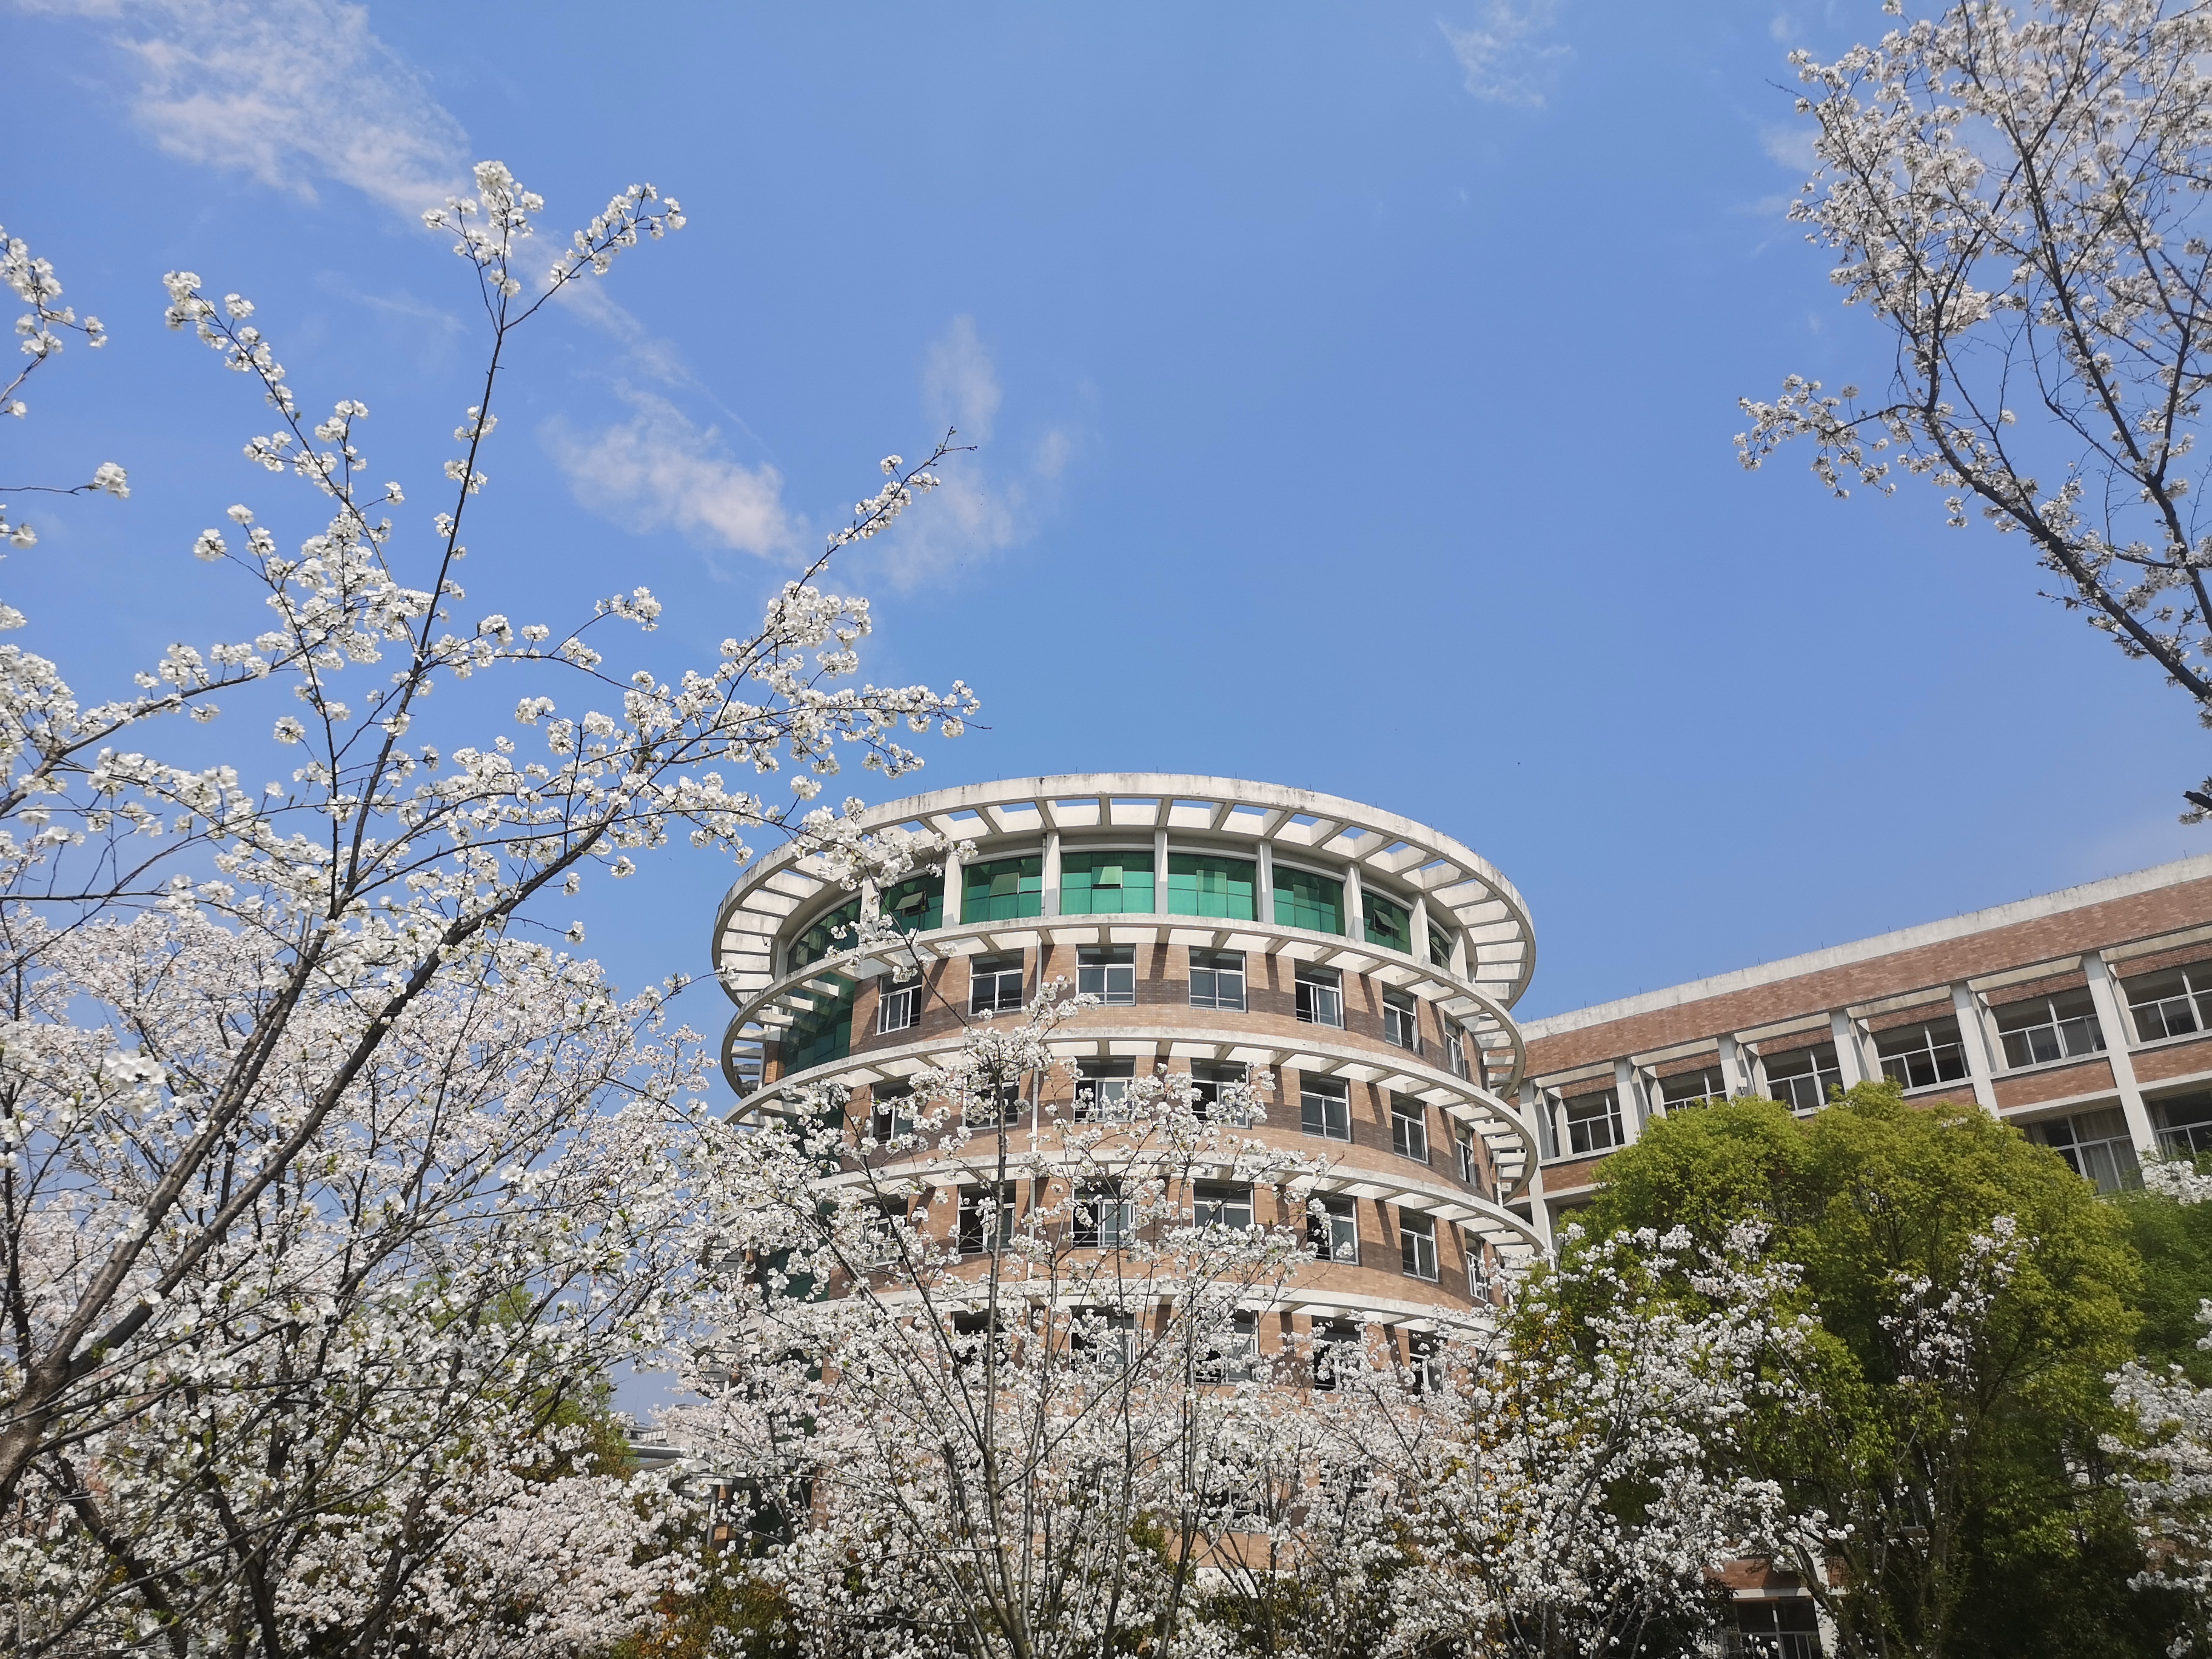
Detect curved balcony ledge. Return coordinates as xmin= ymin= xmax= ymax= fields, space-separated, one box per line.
xmin=809 ymin=1150 xmax=1543 ymax=1262
xmin=733 ymin=1022 xmax=1537 ymax=1197
xmin=851 ymin=1279 xmax=1501 ymax=1331
xmin=710 ymin=773 xmax=1535 ymax=1011
xmin=722 ymin=917 xmax=1527 ymax=1099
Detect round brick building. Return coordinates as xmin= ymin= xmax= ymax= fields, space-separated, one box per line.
xmin=712 ymin=773 xmax=1545 ymax=1328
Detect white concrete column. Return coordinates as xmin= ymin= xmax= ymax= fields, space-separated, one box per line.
xmin=1524 ymin=1155 xmax=1555 ymax=1253
xmin=1614 ymin=1057 xmax=1644 ymax=1141
xmin=1449 ymin=928 xmax=1469 ymax=980
xmin=1342 ymin=862 xmax=1364 ymax=943
xmin=1041 ymin=830 xmax=1062 ymax=919
xmin=1524 ymin=1079 xmax=1557 ymax=1162
xmin=2084 ymin=951 xmax=2157 ymax=1155
xmin=1717 ymin=1033 xmax=1748 ymax=1098
xmin=1151 ymin=827 xmax=1169 ymax=916
xmin=1255 ymin=839 xmax=1275 ymax=925
xmin=1410 ymin=894 xmax=1432 ymax=964
xmin=942 ymin=849 xmax=964 ymax=928
xmin=1830 ymin=1008 xmax=1871 ymax=1086
xmin=1949 ymin=984 xmax=2000 ymax=1111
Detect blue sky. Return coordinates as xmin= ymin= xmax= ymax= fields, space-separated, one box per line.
xmin=8 ymin=0 xmax=2207 ymax=1030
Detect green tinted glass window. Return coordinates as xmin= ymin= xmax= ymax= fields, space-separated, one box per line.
xmin=882 ymin=872 xmax=943 ymax=934
xmin=789 ymin=896 xmax=862 ymax=971
xmin=1168 ymin=853 xmax=1256 ymax=919
xmin=1427 ymin=923 xmax=1453 ymax=970
xmin=1273 ymin=867 xmax=1343 ymax=934
xmin=1060 ymin=850 xmax=1155 ymax=915
xmin=782 ymin=980 xmax=855 ymax=1074
xmin=1364 ymin=891 xmax=1411 ymax=953
xmin=964 ymin=856 xmax=1043 ymax=922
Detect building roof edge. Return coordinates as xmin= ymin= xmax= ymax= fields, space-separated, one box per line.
xmin=1521 ymin=854 xmax=2212 ymax=1041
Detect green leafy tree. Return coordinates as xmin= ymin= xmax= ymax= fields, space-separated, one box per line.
xmin=1583 ymin=1082 xmax=2173 ymax=1659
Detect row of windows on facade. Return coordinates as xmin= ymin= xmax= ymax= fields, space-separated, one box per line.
xmin=2028 ymin=1092 xmax=2212 ymax=1195
xmin=782 ymin=853 xmax=1458 ymax=974
xmin=936 ymin=1307 xmax=1448 ymax=1394
xmin=862 ymin=1068 xmax=1492 ymax=1193
xmin=1544 ymin=965 xmax=2212 ymax=1158
xmin=780 ymin=944 xmax=1476 ymax=1080
xmin=924 ymin=1181 xmax=1463 ymax=1287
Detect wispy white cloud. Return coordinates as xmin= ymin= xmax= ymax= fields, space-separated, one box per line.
xmin=31 ymin=0 xmax=468 ymax=219
xmin=865 ymin=316 xmax=1064 ymax=592
xmin=545 ymin=390 xmax=796 ymax=563
xmin=1760 ymin=122 xmax=1819 ymax=175
xmin=1439 ymin=1 xmax=1570 ymax=109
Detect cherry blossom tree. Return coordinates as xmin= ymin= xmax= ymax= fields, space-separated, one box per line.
xmin=663 ymin=971 xmax=1812 ymax=1659
xmin=0 ymin=162 xmax=977 ymax=1656
xmin=1736 ymin=0 xmax=2212 ymax=814
xmin=665 ymin=983 xmax=1327 ymax=1659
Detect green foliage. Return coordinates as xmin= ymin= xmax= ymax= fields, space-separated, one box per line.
xmin=1583 ymin=1082 xmax=2163 ymax=1659
xmin=2117 ymin=1170 xmax=2212 ymax=1380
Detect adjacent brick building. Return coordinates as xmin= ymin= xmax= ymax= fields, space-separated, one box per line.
xmin=1520 ymin=854 xmax=2212 ymax=1237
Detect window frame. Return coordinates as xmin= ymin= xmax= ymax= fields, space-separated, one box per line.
xmin=868 ymin=1088 xmax=917 ymax=1144
xmin=1381 ymin=988 xmax=1422 ymax=1054
xmin=876 ymin=980 xmax=920 ymax=1034
xmin=1762 ymin=1044 xmax=1842 ymax=1113
xmin=1390 ymin=1094 xmax=1430 ymax=1164
xmin=1398 ymin=1210 xmax=1439 ymax=1282
xmin=1560 ymin=1090 xmax=1622 ymax=1156
xmin=1072 ymin=1181 xmax=1134 ymax=1248
xmin=1167 ymin=851 xmax=1257 ymax=920
xmin=1188 ymin=947 xmax=1247 ymax=1011
xmin=1074 ymin=1058 xmax=1135 ymax=1122
xmin=1272 ymin=865 xmax=1345 ymax=935
xmin=1058 ymin=849 xmax=1156 ymax=916
xmin=1295 ymin=964 xmax=1344 ymax=1028
xmin=968 ymin=952 xmax=1027 ymax=1017
xmin=962 ymin=856 xmax=1044 ymax=923
xmin=1992 ymin=989 xmax=2106 ymax=1070
xmin=1301 ymin=1076 xmax=1353 ymax=1142
xmin=1193 ymin=1180 xmax=1256 ymax=1232
xmin=1874 ymin=1018 xmax=1971 ymax=1090
xmin=1309 ymin=1194 xmax=1359 ymax=1264
xmin=957 ymin=1182 xmax=1018 ymax=1255
xmin=1190 ymin=1059 xmax=1252 ymax=1122
xmin=1076 ymin=944 xmax=1138 ymax=1006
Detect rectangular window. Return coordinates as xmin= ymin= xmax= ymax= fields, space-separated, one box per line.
xmin=1190 ymin=1059 xmax=1251 ymax=1122
xmin=1398 ymin=1210 xmax=1439 ymax=1281
xmin=1295 ymin=964 xmax=1344 ymax=1028
xmin=869 ymin=1087 xmax=916 ymax=1144
xmin=856 ymin=1199 xmax=905 ymax=1267
xmin=2035 ymin=1108 xmax=2142 ymax=1194
xmin=1167 ymin=852 xmax=1256 ymax=919
xmin=1188 ymin=947 xmax=1247 ymax=1011
xmin=1059 ymin=850 xmax=1155 ymax=915
xmin=968 ymin=953 xmax=1027 ymax=1016
xmin=1763 ymin=1044 xmax=1841 ymax=1113
xmin=876 ymin=980 xmax=920 ymax=1034
xmin=1312 ymin=1317 xmax=1361 ymax=1392
xmin=1405 ymin=1330 xmax=1444 ymax=1396
xmin=965 ymin=1078 xmax=1024 ymax=1129
xmin=1658 ymin=1066 xmax=1726 ymax=1109
xmin=1994 ymin=989 xmax=2105 ymax=1069
xmin=1363 ymin=891 xmax=1412 ymax=953
xmin=1561 ymin=1090 xmax=1621 ymax=1156
xmin=2160 ymin=1093 xmax=2212 ymax=1158
xmin=1193 ymin=1180 xmax=1255 ymax=1231
xmin=881 ymin=871 xmax=943 ymax=934
xmin=1382 ymin=989 xmax=1422 ymax=1054
xmin=1075 ymin=1058 xmax=1134 ymax=1121
xmin=963 ymin=856 xmax=1043 ymax=922
xmin=1073 ymin=1182 xmax=1133 ymax=1247
xmin=1072 ymin=1307 xmax=1138 ymax=1370
xmin=1301 ymin=1076 xmax=1352 ymax=1142
xmin=1441 ymin=1019 xmax=1472 ymax=1080
xmin=1875 ymin=1019 xmax=1971 ymax=1090
xmin=957 ymin=1182 xmax=1017 ymax=1254
xmin=1201 ymin=1312 xmax=1261 ymax=1382
xmin=1309 ymin=1194 xmax=1359 ymax=1263
xmin=1273 ymin=866 xmax=1344 ymax=935
xmin=1077 ymin=945 xmax=1136 ymax=1006
xmin=1390 ymin=1094 xmax=1430 ymax=1164
xmin=1454 ymin=1127 xmax=1481 ymax=1188
xmin=789 ymin=895 xmax=862 ymax=972
xmin=2128 ymin=964 xmax=2212 ymax=1043
xmin=1427 ymin=923 xmax=1454 ymax=971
